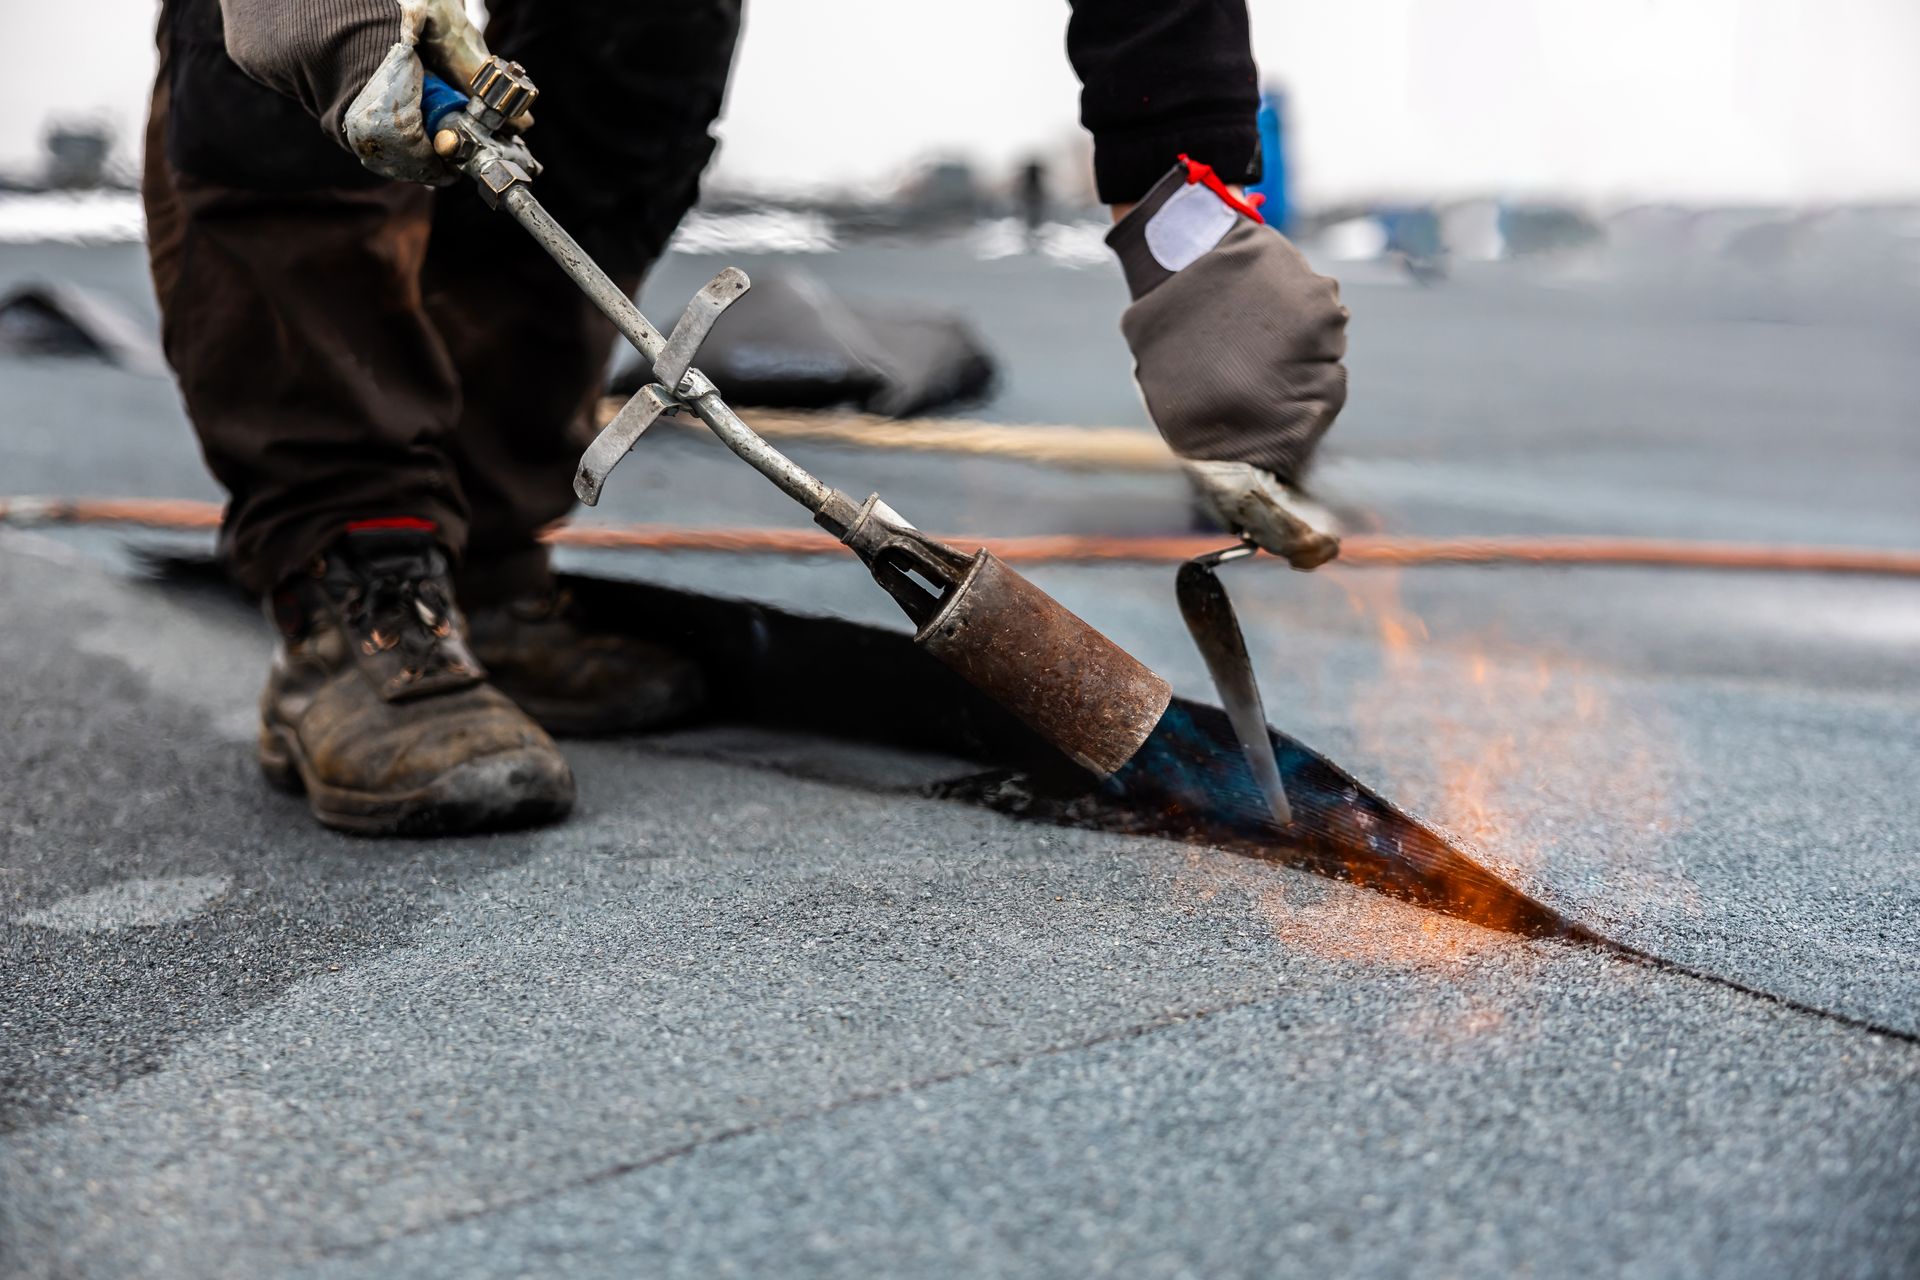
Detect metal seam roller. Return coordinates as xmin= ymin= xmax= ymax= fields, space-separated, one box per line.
xmin=424 ymin=61 xmax=1171 ymax=779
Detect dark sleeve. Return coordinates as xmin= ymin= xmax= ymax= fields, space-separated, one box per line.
xmin=1066 ymin=0 xmax=1261 ymax=205
xmin=220 ymin=0 xmax=402 ymax=145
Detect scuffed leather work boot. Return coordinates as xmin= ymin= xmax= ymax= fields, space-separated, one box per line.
xmin=258 ymin=526 xmax=575 ymax=836
xmin=464 ymin=586 xmax=706 ymax=737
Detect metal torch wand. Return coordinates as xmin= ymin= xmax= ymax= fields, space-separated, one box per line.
xmin=423 ymin=60 xmax=1173 ymax=780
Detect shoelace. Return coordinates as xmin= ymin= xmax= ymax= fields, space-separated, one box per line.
xmin=341 ymin=565 xmax=467 ymax=684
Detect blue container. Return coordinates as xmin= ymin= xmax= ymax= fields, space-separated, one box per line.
xmin=1249 ymin=86 xmax=1290 ymax=234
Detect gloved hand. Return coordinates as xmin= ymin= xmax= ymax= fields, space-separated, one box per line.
xmin=1183 ymin=460 xmax=1341 ymax=570
xmin=1108 ymin=158 xmax=1350 ymax=567
xmin=219 ymin=0 xmax=497 ymax=184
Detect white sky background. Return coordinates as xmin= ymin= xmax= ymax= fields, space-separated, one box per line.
xmin=4 ymin=0 xmax=1916 ymax=204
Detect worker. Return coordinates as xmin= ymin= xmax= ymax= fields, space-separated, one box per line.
xmin=143 ymin=0 xmax=1349 ymax=836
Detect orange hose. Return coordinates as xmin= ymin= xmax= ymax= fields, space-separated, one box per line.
xmin=6 ymin=496 xmax=1919 ymax=578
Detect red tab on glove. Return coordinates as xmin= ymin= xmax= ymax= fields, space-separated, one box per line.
xmin=1176 ymin=154 xmax=1266 ymax=224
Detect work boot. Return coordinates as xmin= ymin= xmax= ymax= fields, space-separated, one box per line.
xmin=463 ymin=585 xmax=706 ymax=737
xmin=258 ymin=527 xmax=575 ymax=836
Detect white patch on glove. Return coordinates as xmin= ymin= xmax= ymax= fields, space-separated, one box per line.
xmin=1144 ymin=182 xmax=1238 ymax=273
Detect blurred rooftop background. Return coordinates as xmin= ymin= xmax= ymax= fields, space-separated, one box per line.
xmin=6 ymin=0 xmax=1918 ymax=207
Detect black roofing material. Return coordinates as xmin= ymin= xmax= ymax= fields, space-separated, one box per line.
xmin=142 ymin=550 xmax=1572 ymax=937
xmin=554 ymin=570 xmax=1590 ymax=941
xmin=0 ymin=281 xmax=166 ymax=373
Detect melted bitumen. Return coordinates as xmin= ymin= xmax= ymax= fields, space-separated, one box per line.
xmin=938 ymin=703 xmax=1596 ymax=942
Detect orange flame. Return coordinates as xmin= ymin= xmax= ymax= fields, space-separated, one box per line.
xmin=1203 ymin=562 xmax=1697 ymax=971
xmin=1329 ymin=565 xmax=1692 ymax=928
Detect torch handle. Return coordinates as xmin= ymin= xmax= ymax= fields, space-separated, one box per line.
xmin=492 ymin=185 xmax=833 ymax=514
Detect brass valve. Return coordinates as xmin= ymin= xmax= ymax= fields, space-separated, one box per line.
xmin=467 ymin=57 xmax=538 ymax=130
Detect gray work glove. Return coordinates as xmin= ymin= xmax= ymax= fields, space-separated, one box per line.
xmin=1109 ymin=161 xmax=1350 ymax=568
xmin=219 ymin=0 xmax=495 ymax=184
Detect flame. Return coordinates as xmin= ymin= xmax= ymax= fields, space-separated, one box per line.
xmin=1322 ymin=564 xmax=1694 ymax=939
xmin=1180 ymin=560 xmax=1699 ymax=975
xmin=1119 ymin=535 xmax=1708 ymax=985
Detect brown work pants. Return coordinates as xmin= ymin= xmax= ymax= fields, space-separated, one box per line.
xmin=143 ymin=0 xmax=741 ymax=599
